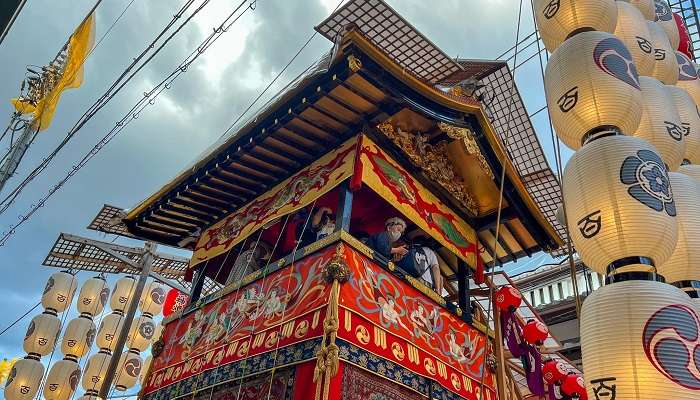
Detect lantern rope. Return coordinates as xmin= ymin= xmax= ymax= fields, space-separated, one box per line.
xmin=153 ymin=228 xmax=256 ymax=399
xmin=527 ymin=0 xmax=583 ymax=318
xmin=186 ymin=229 xmax=260 ymax=399
xmin=0 ymin=301 xmax=40 ymax=338
xmin=477 ymin=0 xmax=524 ymax=398
xmin=263 ymin=200 xmax=319 ymax=400
xmin=194 ymin=231 xmax=254 ymax=399
xmin=226 ymin=212 xmax=295 ymax=400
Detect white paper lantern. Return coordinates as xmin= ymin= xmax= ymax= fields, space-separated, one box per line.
xmin=42 ymin=271 xmax=77 ymax=313
xmin=4 ymin=357 xmax=44 ymax=400
xmin=581 ymin=279 xmax=700 ymax=399
xmin=77 ymin=276 xmax=109 ymax=316
xmin=666 ymin=85 xmax=700 ymax=164
xmin=679 ymin=164 xmax=700 ymax=182
xmin=23 ymin=310 xmax=61 ymax=357
xmin=127 ymin=314 xmax=156 ymax=352
xmin=110 ymin=276 xmax=136 ymax=312
xmin=648 ymin=21 xmax=679 ymax=84
xmin=657 ymin=172 xmax=700 ymax=285
xmin=140 ymin=354 xmax=152 ymax=386
xmin=545 ymin=31 xmax=643 ymax=149
xmin=43 ymin=359 xmax=81 ymax=400
xmin=563 ymin=135 xmax=678 ymax=274
xmin=675 ymin=51 xmax=700 ymax=107
xmin=61 ymin=316 xmax=96 ymax=358
xmin=633 ymin=76 xmax=685 ymax=170
xmin=139 ymin=281 xmax=166 ymax=316
xmin=81 ymin=350 xmax=111 ymax=394
xmin=623 ymin=0 xmax=655 ymax=20
xmin=533 ymin=0 xmax=618 ymax=52
xmin=113 ymin=351 xmax=142 ymax=391
xmin=614 ymin=2 xmax=655 ymax=77
xmin=96 ymin=312 xmax=124 ymax=352
xmin=653 ymin=0 xmax=680 ymax=49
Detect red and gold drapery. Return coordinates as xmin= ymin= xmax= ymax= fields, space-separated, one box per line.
xmin=358 ymin=136 xmax=478 ymax=267
xmin=190 ymin=137 xmax=358 ymax=267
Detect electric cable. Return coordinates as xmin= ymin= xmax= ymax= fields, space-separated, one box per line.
xmin=0 ymin=301 xmax=40 ymax=338
xmin=0 ymin=0 xmax=209 ymax=216
xmin=477 ymin=0 xmax=524 ymax=397
xmin=0 ymin=0 xmax=254 ymax=247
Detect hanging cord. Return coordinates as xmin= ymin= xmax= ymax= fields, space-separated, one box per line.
xmin=192 ymin=229 xmax=262 ymax=400
xmin=0 ymin=0 xmax=254 ymax=247
xmin=262 ymin=201 xmax=317 ymax=400
xmin=477 ymin=0 xmax=524 ymax=398
xmin=0 ymin=301 xmax=40 ymax=339
xmin=228 ymin=213 xmax=294 ymax=400
xmin=527 ymin=0 xmax=582 ymax=317
xmin=183 ymin=231 xmax=259 ymax=400
xmin=0 ymin=0 xmax=202 ymax=214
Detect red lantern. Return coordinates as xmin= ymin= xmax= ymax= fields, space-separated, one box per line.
xmin=561 ymin=373 xmax=587 ymax=400
xmin=163 ymin=289 xmax=189 ymax=318
xmin=542 ymin=359 xmax=568 ymax=385
xmin=674 ymin=12 xmax=693 ymax=59
xmin=523 ymin=319 xmax=549 ymax=345
xmin=495 ymin=286 xmax=522 ymax=312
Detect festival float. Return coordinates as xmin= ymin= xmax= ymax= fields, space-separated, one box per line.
xmin=6 ymin=0 xmax=694 ymax=399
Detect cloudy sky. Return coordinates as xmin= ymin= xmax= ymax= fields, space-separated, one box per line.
xmin=0 ymin=0 xmax=564 ymax=397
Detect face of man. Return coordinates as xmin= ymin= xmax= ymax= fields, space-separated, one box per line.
xmin=387 ymin=223 xmax=404 ymax=242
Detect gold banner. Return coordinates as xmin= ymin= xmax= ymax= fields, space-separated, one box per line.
xmin=359 ymin=136 xmax=477 ymax=266
xmin=12 ymin=11 xmax=96 ymax=131
xmin=191 ymin=137 xmax=358 ymax=267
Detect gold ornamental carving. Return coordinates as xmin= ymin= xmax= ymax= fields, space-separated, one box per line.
xmin=437 ymin=122 xmax=494 ymax=179
xmin=376 ymin=121 xmax=479 ymax=213
xmin=348 ymin=55 xmax=362 ymax=72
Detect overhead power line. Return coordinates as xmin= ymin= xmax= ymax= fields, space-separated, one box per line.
xmin=0 ymin=0 xmax=256 ymax=247
xmin=0 ymin=0 xmax=211 ymax=215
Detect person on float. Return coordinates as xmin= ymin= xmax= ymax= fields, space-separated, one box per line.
xmin=225 ymin=240 xmax=271 ymax=285
xmin=295 ymin=206 xmax=336 ymax=248
xmin=369 ymin=217 xmax=409 ymax=262
xmin=411 ymin=235 xmax=444 ymax=294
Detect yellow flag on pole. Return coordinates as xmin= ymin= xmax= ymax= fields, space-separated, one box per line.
xmin=11 ymin=11 xmax=96 ymax=131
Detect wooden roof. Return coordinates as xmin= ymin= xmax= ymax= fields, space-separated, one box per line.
xmin=122 ymin=0 xmax=564 ymax=267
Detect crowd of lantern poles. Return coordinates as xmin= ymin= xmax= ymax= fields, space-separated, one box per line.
xmin=3 ymin=271 xmax=168 ymax=400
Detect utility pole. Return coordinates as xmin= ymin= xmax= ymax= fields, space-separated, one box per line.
xmin=98 ymin=241 xmax=155 ymax=398
xmin=40 ymin=205 xmax=221 ymax=395
xmin=0 ymin=122 xmax=36 ymax=193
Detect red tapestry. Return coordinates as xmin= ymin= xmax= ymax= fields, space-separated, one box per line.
xmin=338 ymin=246 xmax=496 ymax=396
xmin=145 ymin=247 xmax=335 ymax=394
xmin=342 ymin=364 xmax=423 ymax=400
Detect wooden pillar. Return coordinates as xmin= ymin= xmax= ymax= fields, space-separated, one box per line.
xmin=335 ymin=180 xmax=353 ymax=232
xmin=457 ymin=259 xmax=473 ymax=324
xmin=189 ymin=262 xmax=207 ymax=304
xmin=492 ymin=284 xmax=508 ymax=400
